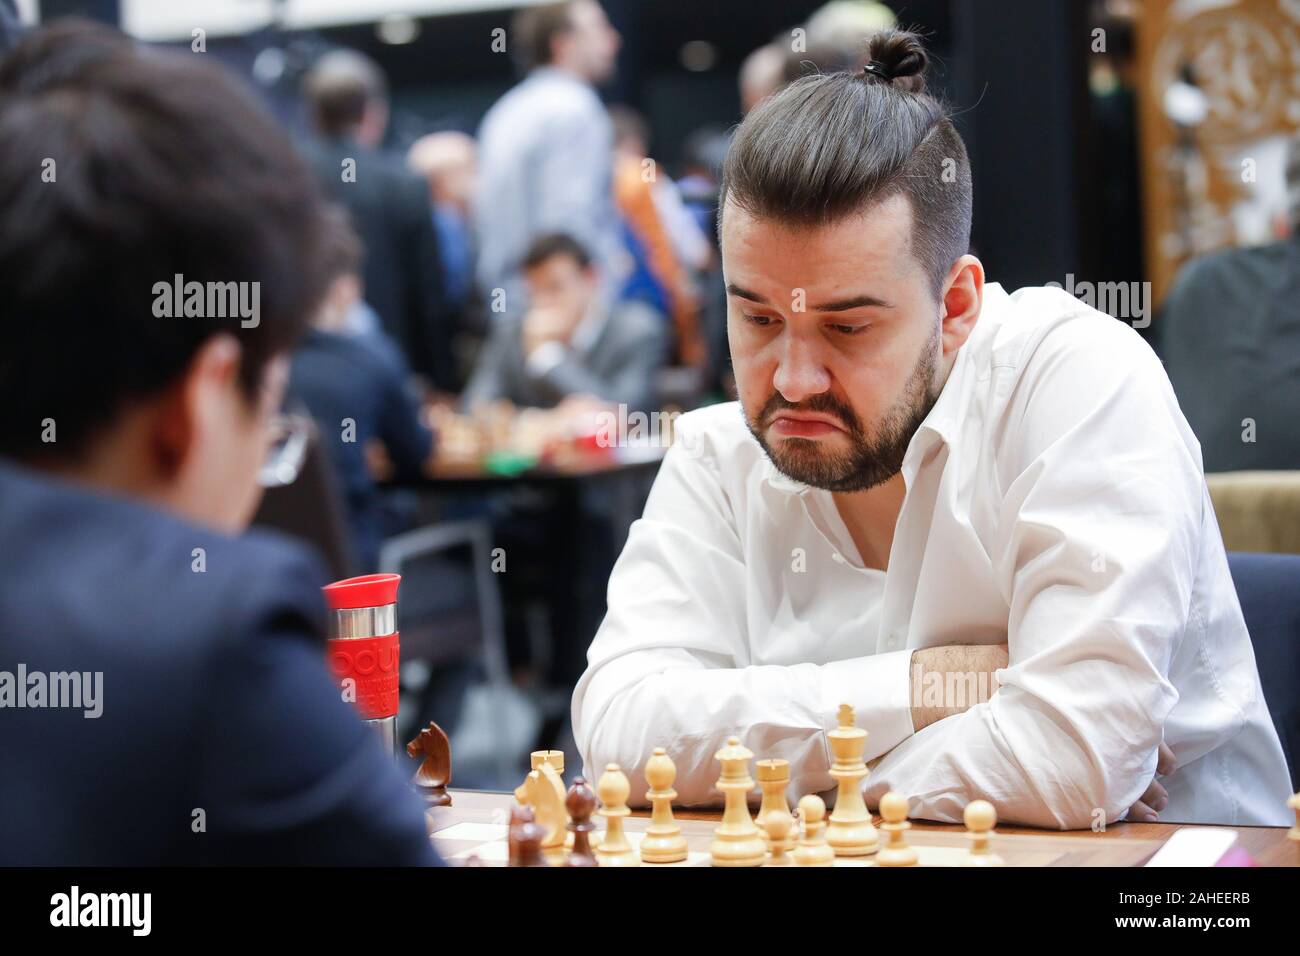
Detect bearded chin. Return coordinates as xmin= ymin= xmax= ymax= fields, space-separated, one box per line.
xmin=747 ymin=329 xmax=941 ymax=493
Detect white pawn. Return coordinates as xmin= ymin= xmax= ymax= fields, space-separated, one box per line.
xmin=793 ymin=795 xmax=835 ymax=866
xmin=962 ymin=799 xmax=1004 ymax=866
xmin=874 ymin=791 xmax=918 ymax=867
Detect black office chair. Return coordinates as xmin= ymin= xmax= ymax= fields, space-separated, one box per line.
xmin=1227 ymin=552 xmax=1300 ymax=791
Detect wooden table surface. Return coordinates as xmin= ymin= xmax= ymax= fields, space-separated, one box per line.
xmin=429 ymin=789 xmax=1300 ymax=867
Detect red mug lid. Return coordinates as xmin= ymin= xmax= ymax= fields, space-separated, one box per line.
xmin=322 ymin=573 xmax=401 ymax=610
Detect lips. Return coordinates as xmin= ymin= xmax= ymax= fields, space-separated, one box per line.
xmin=769 ymin=414 xmax=846 ymax=438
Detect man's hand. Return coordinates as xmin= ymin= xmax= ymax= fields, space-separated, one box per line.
xmin=522 ymin=306 xmax=576 ymax=359
xmin=1126 ymin=741 xmax=1177 ymax=822
xmin=908 ymin=644 xmax=1008 ymax=733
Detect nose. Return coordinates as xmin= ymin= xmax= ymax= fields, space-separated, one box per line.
xmin=771 ymin=335 xmax=831 ymax=404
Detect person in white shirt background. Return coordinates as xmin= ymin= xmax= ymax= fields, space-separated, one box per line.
xmin=571 ymin=29 xmax=1293 ymax=829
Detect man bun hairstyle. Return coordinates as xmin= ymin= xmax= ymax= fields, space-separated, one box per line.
xmin=722 ymin=29 xmax=972 ymax=297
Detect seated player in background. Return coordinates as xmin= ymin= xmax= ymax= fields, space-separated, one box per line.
xmin=461 ymin=232 xmax=669 ymax=419
xmin=0 ymin=20 xmax=439 ymax=864
xmin=1156 ymin=133 xmax=1300 ymax=472
xmin=285 ymin=207 xmax=438 ymax=572
xmin=572 ymin=30 xmax=1293 ymax=828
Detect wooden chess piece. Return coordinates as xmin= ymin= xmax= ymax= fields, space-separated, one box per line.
xmin=763 ymin=811 xmax=796 ymax=866
xmin=826 ymin=703 xmax=878 ymax=856
xmin=709 ymin=736 xmax=765 ymax=867
xmin=405 ymin=721 xmax=452 ymax=807
xmin=1289 ymin=792 xmax=1300 ymax=843
xmin=514 ymin=749 xmax=564 ymax=804
xmin=641 ymin=747 xmax=688 ymax=863
xmin=875 ymin=791 xmax=918 ymax=867
xmin=523 ymin=761 xmax=568 ymax=850
xmin=792 ymin=795 xmax=835 ymax=866
xmin=565 ymin=777 xmax=599 ymax=867
xmin=510 ymin=818 xmax=549 ymax=867
xmin=962 ymin=799 xmax=1004 ymax=866
xmin=507 ymin=803 xmax=534 ymax=867
xmin=595 ymin=764 xmax=639 ymax=866
xmin=754 ymin=758 xmax=791 ymax=846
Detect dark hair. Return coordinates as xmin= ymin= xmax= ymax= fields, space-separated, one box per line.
xmin=302 ymin=48 xmax=388 ymax=139
xmin=721 ymin=29 xmax=972 ymax=297
xmin=512 ymin=1 xmax=576 ymax=73
xmin=522 ymin=233 xmax=592 ymax=271
xmin=0 ymin=19 xmax=334 ymax=461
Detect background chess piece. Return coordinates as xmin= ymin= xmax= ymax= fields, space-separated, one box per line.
xmin=875 ymin=791 xmax=918 ymax=867
xmin=510 ymin=818 xmax=548 ymax=867
xmin=793 ymin=795 xmax=835 ymax=866
xmin=763 ymin=811 xmax=796 ymax=866
xmin=962 ymin=799 xmax=1004 ymax=866
xmin=641 ymin=747 xmax=688 ymax=863
xmin=405 ymin=721 xmax=452 ymax=807
xmin=507 ymin=803 xmax=534 ymax=867
xmin=754 ymin=758 xmax=791 ymax=846
xmin=565 ymin=777 xmax=599 ymax=867
xmin=709 ymin=737 xmax=766 ymax=867
xmin=826 ymin=703 xmax=877 ymax=856
xmin=595 ymin=764 xmax=639 ymax=866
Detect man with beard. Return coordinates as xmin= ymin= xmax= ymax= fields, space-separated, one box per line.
xmin=570 ymin=30 xmax=1292 ymax=829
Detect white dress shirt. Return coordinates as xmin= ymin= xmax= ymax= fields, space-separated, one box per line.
xmin=474 ymin=67 xmax=623 ymax=309
xmin=572 ymin=283 xmax=1293 ymax=828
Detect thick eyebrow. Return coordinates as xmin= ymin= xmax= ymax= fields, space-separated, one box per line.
xmin=725 ymin=283 xmax=893 ymax=313
xmin=725 ymin=283 xmax=768 ymax=304
xmin=811 ymin=293 xmax=894 ymax=312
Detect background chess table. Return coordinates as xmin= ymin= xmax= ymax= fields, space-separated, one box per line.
xmin=428 ymin=790 xmax=1300 ymax=867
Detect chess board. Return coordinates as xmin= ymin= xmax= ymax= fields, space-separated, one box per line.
xmin=427 ymin=791 xmax=1172 ymax=867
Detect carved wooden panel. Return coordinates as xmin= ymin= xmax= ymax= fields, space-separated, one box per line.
xmin=1135 ymin=0 xmax=1300 ymax=304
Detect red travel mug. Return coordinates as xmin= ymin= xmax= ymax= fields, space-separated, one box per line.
xmin=322 ymin=573 xmax=401 ymax=755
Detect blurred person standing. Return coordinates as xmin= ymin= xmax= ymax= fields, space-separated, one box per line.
xmin=475 ymin=0 xmax=624 ymax=313
xmin=739 ymin=41 xmax=785 ymax=115
xmin=462 ymin=233 xmax=666 ymax=414
xmin=408 ymin=131 xmax=478 ymax=331
xmin=609 ymin=105 xmax=709 ymax=368
xmin=302 ymin=50 xmax=458 ymax=394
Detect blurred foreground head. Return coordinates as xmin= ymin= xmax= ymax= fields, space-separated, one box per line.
xmin=0 ymin=19 xmax=335 ymax=530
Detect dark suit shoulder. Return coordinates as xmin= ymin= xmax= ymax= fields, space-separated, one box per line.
xmin=0 ymin=461 xmax=328 ymax=669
